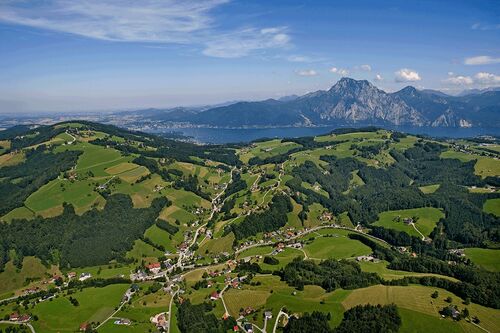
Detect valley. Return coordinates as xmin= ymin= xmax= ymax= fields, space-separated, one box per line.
xmin=0 ymin=122 xmax=499 ymax=333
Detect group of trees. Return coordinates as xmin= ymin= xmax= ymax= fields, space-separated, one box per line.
xmin=284 ymin=304 xmax=401 ymax=333
xmin=156 ymin=219 xmax=179 ymax=235
xmin=278 ymin=258 xmax=381 ymax=291
xmin=227 ymin=195 xmax=292 ymax=240
xmin=176 ymin=300 xmax=236 ymax=333
xmin=0 ymin=194 xmax=167 ymax=269
xmin=0 ymin=145 xmax=81 ymax=216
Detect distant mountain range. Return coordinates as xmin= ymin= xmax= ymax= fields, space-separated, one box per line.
xmin=126 ymin=78 xmax=500 ymax=128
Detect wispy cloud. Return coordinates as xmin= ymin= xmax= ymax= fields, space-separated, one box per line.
xmin=203 ymin=27 xmax=290 ymax=58
xmin=0 ymin=0 xmax=291 ymax=58
xmin=471 ymin=22 xmax=500 ymax=30
xmin=355 ymin=64 xmax=372 ymax=72
xmin=296 ymin=69 xmax=318 ymax=77
xmin=464 ymin=55 xmax=500 ymax=65
xmin=329 ymin=67 xmax=349 ymax=76
xmin=394 ymin=68 xmax=421 ymax=82
xmin=0 ymin=0 xmax=228 ymax=43
xmin=374 ymin=74 xmax=383 ymax=81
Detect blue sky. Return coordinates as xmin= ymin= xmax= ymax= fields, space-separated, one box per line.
xmin=0 ymin=0 xmax=499 ymax=112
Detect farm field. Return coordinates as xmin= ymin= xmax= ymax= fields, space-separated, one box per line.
xmin=372 ymin=207 xmax=444 ymax=238
xmin=301 ymin=229 xmax=372 ymax=260
xmin=31 ymin=284 xmax=129 ymax=332
xmin=342 ymin=284 xmax=500 ymax=333
xmin=464 ymin=248 xmax=500 ymax=272
xmin=483 ymin=198 xmax=500 ymax=217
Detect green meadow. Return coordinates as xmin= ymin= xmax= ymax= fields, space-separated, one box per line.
xmin=373 ymin=207 xmax=444 ymax=238
xmin=464 ymin=248 xmax=500 ymax=272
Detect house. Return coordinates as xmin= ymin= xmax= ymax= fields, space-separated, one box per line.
xmin=18 ymin=314 xmax=31 ymax=323
xmin=79 ymin=273 xmax=92 ymax=281
xmin=9 ymin=313 xmax=19 ymax=321
xmin=243 ymin=323 xmax=253 ymax=332
xmin=80 ymin=322 xmax=89 ymax=331
xmin=264 ymin=311 xmax=273 ymax=319
xmin=114 ymin=318 xmax=132 ymax=325
xmin=233 ymin=325 xmax=240 ymax=331
xmin=210 ymin=291 xmax=220 ymax=300
xmin=231 ymin=281 xmax=239 ymax=289
xmin=147 ymin=263 xmax=161 ymax=274
xmin=67 ymin=272 xmax=77 ymax=279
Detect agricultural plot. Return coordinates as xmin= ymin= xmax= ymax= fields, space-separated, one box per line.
xmin=372 ymin=207 xmax=444 ymax=238
xmin=483 ymin=198 xmax=500 ymax=217
xmin=25 ymin=178 xmax=105 ymax=215
xmin=440 ymin=150 xmax=500 ymax=178
xmin=302 ymin=229 xmax=371 ymax=260
xmin=342 ymin=284 xmax=500 ymax=333
xmin=0 ymin=150 xmax=25 ymax=167
xmin=0 ymin=257 xmax=60 ymax=298
xmin=358 ymin=260 xmax=458 ymax=281
xmin=464 ymin=248 xmax=500 ymax=272
xmin=419 ymin=184 xmax=440 ymax=194
xmin=31 ymin=284 xmax=129 ymax=332
xmin=1 ymin=206 xmax=35 ymax=222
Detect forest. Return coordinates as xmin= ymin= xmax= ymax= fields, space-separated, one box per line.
xmin=0 ymin=194 xmax=167 ymax=269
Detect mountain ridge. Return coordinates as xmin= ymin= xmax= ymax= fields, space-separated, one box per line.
xmin=130 ymin=78 xmax=500 ymax=128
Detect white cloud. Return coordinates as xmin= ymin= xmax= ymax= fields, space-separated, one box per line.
xmin=394 ymin=68 xmax=421 ymax=82
xmin=330 ymin=67 xmax=349 ymax=76
xmin=374 ymin=74 xmax=383 ymax=81
xmin=296 ymin=69 xmax=318 ymax=77
xmin=443 ymin=75 xmax=473 ymax=85
xmin=0 ymin=0 xmax=291 ymax=58
xmin=358 ymin=64 xmax=372 ymax=71
xmin=474 ymin=72 xmax=500 ymax=85
xmin=202 ymin=26 xmax=290 ymax=58
xmin=464 ymin=56 xmax=500 ymax=65
xmin=443 ymin=72 xmax=500 ymax=86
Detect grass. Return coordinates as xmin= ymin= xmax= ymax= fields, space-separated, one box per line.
xmin=464 ymin=248 xmax=500 ymax=272
xmin=358 ymin=260 xmax=458 ymax=281
xmin=373 ymin=207 xmax=444 ymax=238
xmin=126 ymin=239 xmax=163 ymax=262
xmin=32 ymin=284 xmax=129 ymax=332
xmin=259 ymin=248 xmax=304 ymax=270
xmin=0 ymin=257 xmax=60 ymax=298
xmin=302 ymin=229 xmax=372 ymax=260
xmin=483 ymin=198 xmax=500 ymax=217
xmin=419 ymin=184 xmax=440 ymax=194
xmin=338 ymin=212 xmax=354 ymax=228
xmin=144 ymin=224 xmax=177 ymax=253
xmin=1 ymin=206 xmax=35 ymax=222
xmin=198 ymin=233 xmax=235 ymax=256
xmin=25 ymin=178 xmax=105 ymax=215
xmin=342 ymin=284 xmax=500 ymax=333
xmin=440 ymin=150 xmax=500 ymax=178
xmin=0 ymin=151 xmax=25 ymax=167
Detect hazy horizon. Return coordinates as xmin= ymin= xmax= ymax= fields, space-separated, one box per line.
xmin=1 ymin=0 xmax=499 ymax=113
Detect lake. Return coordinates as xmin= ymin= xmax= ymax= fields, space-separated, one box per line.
xmin=158 ymin=125 xmax=500 ymax=144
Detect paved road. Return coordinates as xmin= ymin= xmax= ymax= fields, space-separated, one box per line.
xmin=167 ymin=286 xmax=180 ymax=333
xmin=0 ymin=320 xmax=36 ymax=333
xmin=272 ymin=308 xmax=289 ymax=333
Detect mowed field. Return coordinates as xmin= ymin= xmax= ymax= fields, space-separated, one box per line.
xmin=464 ymin=248 xmax=500 ymax=272
xmin=440 ymin=150 xmax=500 ymax=178
xmin=483 ymin=198 xmax=500 ymax=217
xmin=32 ymin=284 xmax=129 ymax=332
xmin=342 ymin=284 xmax=500 ymax=333
xmin=372 ymin=207 xmax=444 ymax=238
xmin=302 ymin=229 xmax=372 ymax=260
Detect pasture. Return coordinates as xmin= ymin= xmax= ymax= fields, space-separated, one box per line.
xmin=32 ymin=284 xmax=129 ymax=332
xmin=342 ymin=284 xmax=500 ymax=333
xmin=483 ymin=198 xmax=500 ymax=217
xmin=372 ymin=207 xmax=444 ymax=238
xmin=464 ymin=248 xmax=500 ymax=272
xmin=302 ymin=229 xmax=371 ymax=260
